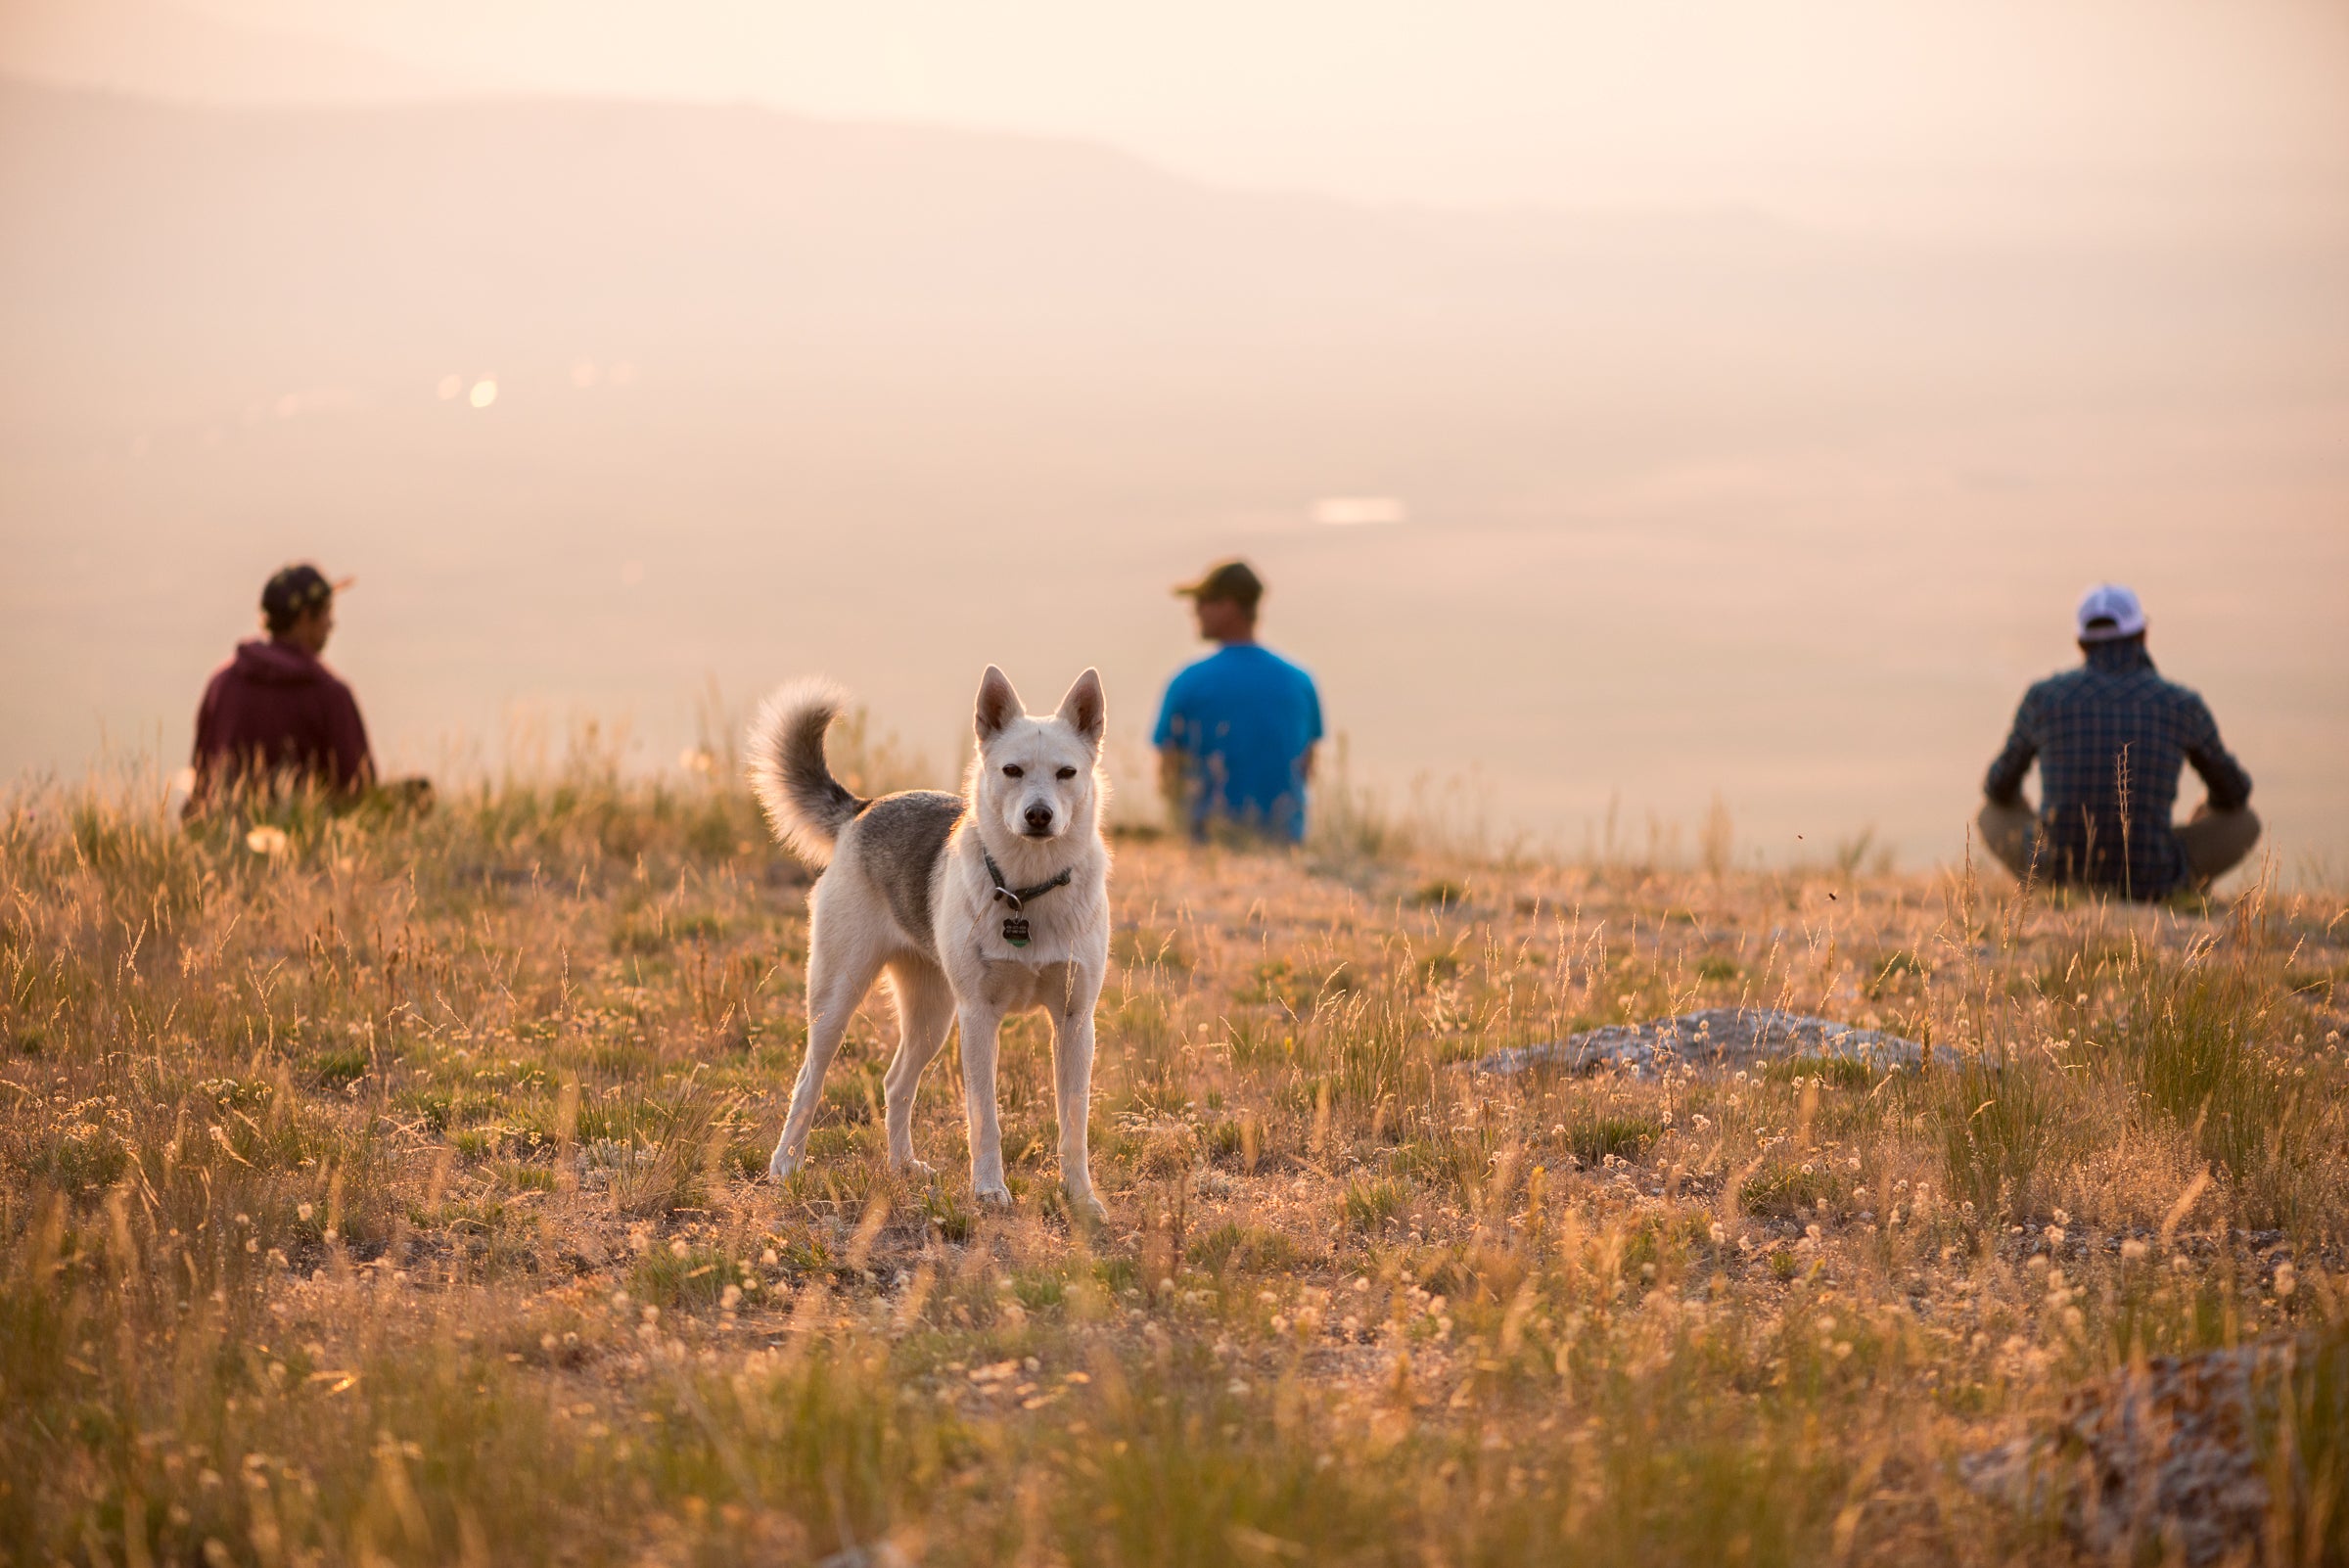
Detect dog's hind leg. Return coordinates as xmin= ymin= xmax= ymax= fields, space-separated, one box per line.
xmin=767 ymin=918 xmax=887 ymax=1180
xmin=881 ymin=958 xmax=954 ymax=1177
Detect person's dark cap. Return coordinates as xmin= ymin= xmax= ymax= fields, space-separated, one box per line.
xmin=260 ymin=563 xmax=352 ymax=624
xmin=1174 ymin=559 xmax=1263 ymax=609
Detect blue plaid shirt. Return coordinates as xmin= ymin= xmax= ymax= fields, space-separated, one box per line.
xmin=1984 ymin=640 xmax=2252 ymax=898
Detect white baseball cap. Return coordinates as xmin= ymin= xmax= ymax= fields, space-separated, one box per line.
xmin=2075 ymin=582 xmax=2146 ymax=642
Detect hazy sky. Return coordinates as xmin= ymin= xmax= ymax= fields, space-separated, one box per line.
xmin=148 ymin=1 xmax=2349 ymax=209
xmin=5 ymin=3 xmax=2346 ymax=869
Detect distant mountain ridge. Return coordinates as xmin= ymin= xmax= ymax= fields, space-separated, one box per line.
xmin=0 ymin=71 xmax=2340 ymax=444
xmin=0 ymin=72 xmax=1830 ymax=431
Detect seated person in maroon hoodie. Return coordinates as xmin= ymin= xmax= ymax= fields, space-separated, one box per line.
xmin=187 ymin=564 xmax=375 ymax=815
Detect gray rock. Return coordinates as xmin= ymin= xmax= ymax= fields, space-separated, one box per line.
xmin=1468 ymin=1006 xmax=1925 ymax=1080
xmin=1960 ymin=1341 xmax=2293 ymax=1566
xmin=813 ymin=1544 xmax=912 ymax=1568
xmin=1963 ymin=1342 xmax=2292 ymax=1558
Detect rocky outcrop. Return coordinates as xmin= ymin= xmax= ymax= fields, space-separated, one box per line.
xmin=1960 ymin=1340 xmax=2303 ymax=1566
xmin=1469 ymin=1007 xmax=1925 ymax=1080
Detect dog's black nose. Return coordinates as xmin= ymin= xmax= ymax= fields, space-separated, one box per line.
xmin=1024 ymin=804 xmax=1055 ymax=832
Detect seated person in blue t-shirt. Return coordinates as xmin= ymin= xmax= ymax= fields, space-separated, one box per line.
xmin=1153 ymin=559 xmax=1325 ymax=843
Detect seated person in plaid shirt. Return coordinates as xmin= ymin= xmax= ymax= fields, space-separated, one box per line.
xmin=1978 ymin=584 xmax=2258 ymax=899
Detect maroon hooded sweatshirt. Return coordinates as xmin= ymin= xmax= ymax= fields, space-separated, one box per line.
xmin=190 ymin=639 xmax=375 ymax=807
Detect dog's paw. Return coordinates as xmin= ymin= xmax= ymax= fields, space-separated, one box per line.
xmin=974 ymin=1184 xmax=1014 ymax=1209
xmin=892 ymin=1157 xmax=939 ymax=1181
xmin=1066 ymin=1189 xmax=1110 ymax=1225
xmin=765 ymin=1145 xmax=803 ymax=1182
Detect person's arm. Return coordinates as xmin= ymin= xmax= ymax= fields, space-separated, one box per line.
xmin=2182 ymin=696 xmax=2252 ymax=810
xmin=185 ymin=679 xmax=220 ymax=818
xmin=1158 ymin=744 xmax=1189 ymax=821
xmin=323 ymin=683 xmax=377 ymax=794
xmin=1982 ymin=691 xmax=2039 ymax=806
xmin=1298 ymin=673 xmax=1324 ymax=787
xmin=1151 ymin=681 xmax=1190 ymax=828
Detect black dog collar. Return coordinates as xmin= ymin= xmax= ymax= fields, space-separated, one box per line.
xmin=982 ymin=852 xmax=1072 ymax=948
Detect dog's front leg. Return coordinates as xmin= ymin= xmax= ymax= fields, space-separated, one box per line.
xmin=1050 ymin=974 xmax=1109 ymax=1223
xmin=957 ymin=1004 xmax=1011 ymax=1205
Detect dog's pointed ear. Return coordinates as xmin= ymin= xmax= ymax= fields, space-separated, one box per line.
xmin=975 ymin=666 xmax=1023 ymax=740
xmin=1056 ymin=668 xmax=1106 ymax=750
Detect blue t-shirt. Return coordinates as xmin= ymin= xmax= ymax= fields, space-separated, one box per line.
xmin=1152 ymin=643 xmax=1324 ymax=841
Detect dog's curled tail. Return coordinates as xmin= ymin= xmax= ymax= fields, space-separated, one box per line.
xmin=745 ymin=678 xmax=866 ymax=867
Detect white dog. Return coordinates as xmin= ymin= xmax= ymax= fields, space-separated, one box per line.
xmin=747 ymin=666 xmax=1112 ymax=1219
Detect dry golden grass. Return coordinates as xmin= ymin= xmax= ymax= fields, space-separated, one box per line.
xmin=3 ymin=764 xmax=2345 ymax=1566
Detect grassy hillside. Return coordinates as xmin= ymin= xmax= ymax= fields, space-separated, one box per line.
xmin=3 ymin=766 xmax=2344 ymax=1564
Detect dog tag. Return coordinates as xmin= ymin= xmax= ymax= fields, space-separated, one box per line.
xmin=1001 ymin=915 xmax=1031 ymax=947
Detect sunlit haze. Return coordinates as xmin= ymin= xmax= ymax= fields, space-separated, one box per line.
xmin=3 ymin=1 xmax=2345 ymax=874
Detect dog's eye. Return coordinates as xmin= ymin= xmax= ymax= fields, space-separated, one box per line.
xmin=1001 ymin=764 xmax=1023 ymax=778
xmin=1056 ymin=767 xmax=1078 ymax=781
